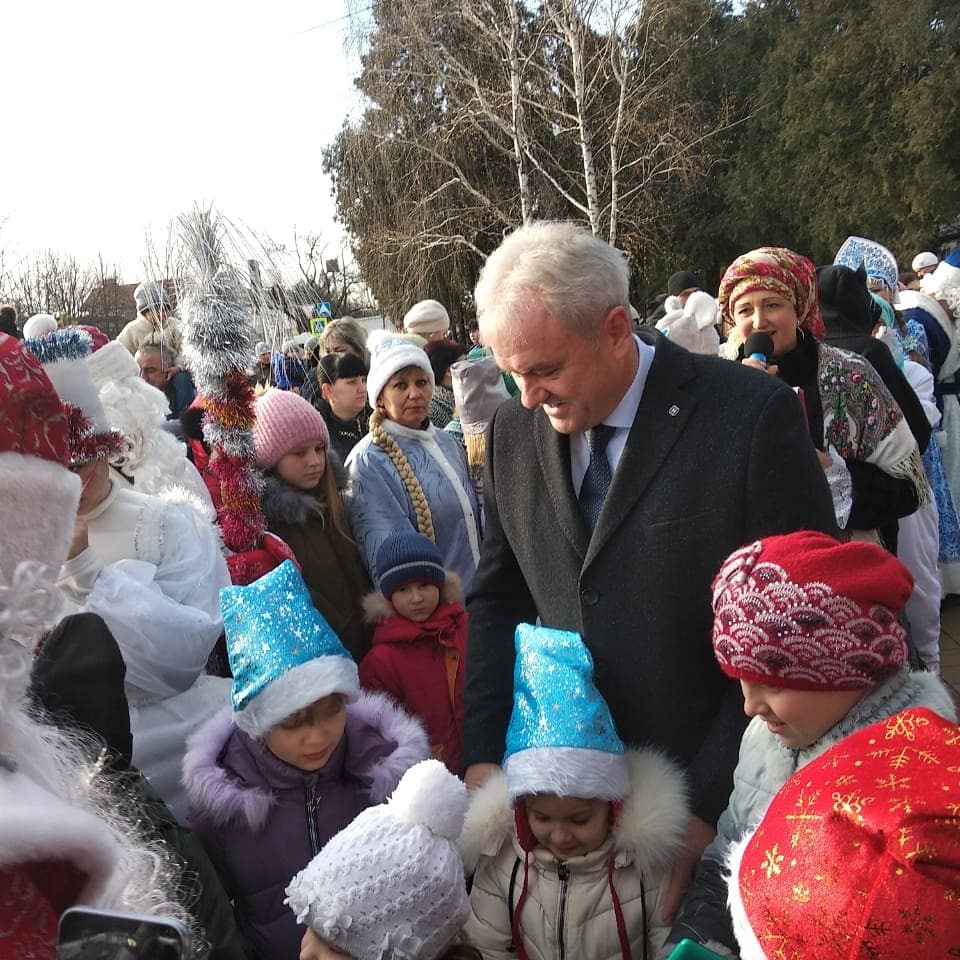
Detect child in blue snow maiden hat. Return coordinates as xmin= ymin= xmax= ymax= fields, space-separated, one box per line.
xmin=460 ymin=624 xmax=690 ymax=960
xmin=182 ymin=560 xmax=429 ymax=960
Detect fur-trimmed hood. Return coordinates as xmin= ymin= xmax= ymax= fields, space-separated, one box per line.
xmin=361 ymin=570 xmax=463 ymax=624
xmin=260 ymin=449 xmax=347 ymax=526
xmin=459 ymin=747 xmax=688 ymax=879
xmin=182 ymin=690 xmax=429 ymax=832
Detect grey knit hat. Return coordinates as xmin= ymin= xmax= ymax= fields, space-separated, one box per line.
xmin=134 ymin=282 xmax=170 ymax=314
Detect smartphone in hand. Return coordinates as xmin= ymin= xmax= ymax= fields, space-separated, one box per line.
xmin=57 ymin=907 xmax=191 ymax=960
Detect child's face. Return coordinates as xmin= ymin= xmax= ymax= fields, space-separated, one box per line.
xmin=265 ymin=694 xmax=346 ymax=772
xmin=740 ymin=680 xmax=866 ymax=749
xmin=526 ymin=794 xmax=612 ymax=861
xmin=299 ymin=929 xmax=353 ymax=960
xmin=276 ymin=440 xmax=327 ymax=491
xmin=390 ymin=581 xmax=441 ymax=622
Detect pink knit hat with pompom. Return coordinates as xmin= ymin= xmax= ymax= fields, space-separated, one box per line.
xmin=252 ymin=389 xmax=330 ymax=470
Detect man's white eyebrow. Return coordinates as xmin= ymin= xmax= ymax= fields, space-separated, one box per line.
xmin=517 ymin=361 xmax=561 ymax=376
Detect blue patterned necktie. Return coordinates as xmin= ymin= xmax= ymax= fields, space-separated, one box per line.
xmin=578 ymin=424 xmax=615 ymax=532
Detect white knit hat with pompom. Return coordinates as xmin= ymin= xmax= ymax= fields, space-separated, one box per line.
xmin=285 ymin=759 xmax=469 ymax=960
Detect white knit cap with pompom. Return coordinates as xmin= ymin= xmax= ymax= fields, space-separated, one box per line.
xmin=285 ymin=759 xmax=469 ymax=960
xmin=386 ymin=754 xmax=469 ymax=840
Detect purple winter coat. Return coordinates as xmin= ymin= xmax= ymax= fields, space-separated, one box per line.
xmin=182 ymin=691 xmax=429 ymax=960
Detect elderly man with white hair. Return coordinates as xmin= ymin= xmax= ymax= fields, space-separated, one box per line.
xmin=461 ymin=220 xmax=838 ymax=921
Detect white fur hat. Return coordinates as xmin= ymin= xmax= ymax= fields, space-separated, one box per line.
xmin=27 ymin=330 xmax=110 ymax=435
xmin=285 ymin=760 xmax=470 ymax=960
xmin=922 ymin=250 xmax=960 ymax=293
xmin=25 ymin=328 xmax=124 ymax=465
xmin=87 ymin=339 xmax=140 ymax=387
xmin=22 ymin=313 xmax=58 ymax=340
xmin=366 ymin=329 xmax=435 ymax=408
xmin=403 ymin=299 xmax=449 ymax=336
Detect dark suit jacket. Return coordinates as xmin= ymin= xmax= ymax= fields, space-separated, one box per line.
xmin=464 ymin=332 xmax=838 ymax=823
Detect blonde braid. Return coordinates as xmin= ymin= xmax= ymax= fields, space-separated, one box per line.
xmin=369 ymin=407 xmax=436 ymax=541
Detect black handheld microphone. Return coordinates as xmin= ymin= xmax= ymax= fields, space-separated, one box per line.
xmin=743 ymin=331 xmax=775 ymax=366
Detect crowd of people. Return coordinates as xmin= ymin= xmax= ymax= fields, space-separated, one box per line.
xmin=1 ymin=222 xmax=959 ymax=960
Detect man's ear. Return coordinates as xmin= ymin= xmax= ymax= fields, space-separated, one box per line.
xmin=603 ymin=304 xmax=635 ymax=355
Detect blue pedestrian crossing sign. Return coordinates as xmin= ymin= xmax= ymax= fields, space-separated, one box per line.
xmin=317 ymin=302 xmax=333 ymax=319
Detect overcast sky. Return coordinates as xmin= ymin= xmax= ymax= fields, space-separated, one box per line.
xmin=1 ymin=0 xmax=359 ymax=278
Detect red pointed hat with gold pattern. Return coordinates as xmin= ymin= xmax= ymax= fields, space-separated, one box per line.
xmin=728 ymin=706 xmax=960 ymax=960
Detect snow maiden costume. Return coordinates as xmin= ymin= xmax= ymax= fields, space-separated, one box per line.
xmin=183 ymin=560 xmax=429 ymax=960
xmin=26 ymin=328 xmax=232 ymax=822
xmin=0 ymin=334 xmax=190 ymax=956
xmin=461 ymin=624 xmax=688 ymax=960
xmin=346 ymin=331 xmax=481 ymax=592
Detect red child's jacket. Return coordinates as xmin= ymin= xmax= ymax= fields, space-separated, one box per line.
xmin=359 ymin=575 xmax=467 ymax=775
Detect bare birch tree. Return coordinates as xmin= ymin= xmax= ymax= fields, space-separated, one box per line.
xmin=332 ymin=0 xmax=735 ymax=312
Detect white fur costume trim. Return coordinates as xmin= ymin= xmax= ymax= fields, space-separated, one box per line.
xmin=460 ymin=747 xmax=688 ymax=880
xmin=234 ymin=655 xmax=360 ymax=737
xmin=504 ymin=746 xmax=630 ymax=803
xmin=87 ymin=340 xmax=140 ymax=385
xmin=0 ymin=769 xmax=123 ymax=906
xmin=0 ymin=451 xmax=79 ymax=578
xmin=726 ymin=831 xmax=766 ymax=960
xmin=43 ymin=357 xmax=111 ymax=432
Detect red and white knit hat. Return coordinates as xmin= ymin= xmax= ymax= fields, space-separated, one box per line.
xmin=0 ymin=333 xmax=81 ymax=579
xmin=711 ymin=531 xmax=913 ymax=691
xmin=727 ymin=707 xmax=960 ymax=960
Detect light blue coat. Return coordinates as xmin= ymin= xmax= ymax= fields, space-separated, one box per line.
xmin=345 ymin=420 xmax=481 ymax=592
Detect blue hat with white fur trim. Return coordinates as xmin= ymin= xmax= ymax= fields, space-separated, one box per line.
xmin=503 ymin=623 xmax=628 ymax=803
xmin=221 ymin=560 xmax=359 ymax=736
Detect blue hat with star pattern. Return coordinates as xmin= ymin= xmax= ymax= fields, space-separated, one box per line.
xmin=503 ymin=623 xmax=628 ymax=803
xmin=221 ymin=560 xmax=359 ymax=737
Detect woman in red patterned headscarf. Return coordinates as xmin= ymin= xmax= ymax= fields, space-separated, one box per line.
xmin=718 ymin=246 xmax=926 ymax=548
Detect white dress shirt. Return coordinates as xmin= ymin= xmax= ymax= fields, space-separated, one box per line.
xmin=571 ymin=335 xmax=655 ymax=495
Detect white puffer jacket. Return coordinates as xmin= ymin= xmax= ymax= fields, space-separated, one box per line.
xmin=460 ymin=749 xmax=688 ymax=960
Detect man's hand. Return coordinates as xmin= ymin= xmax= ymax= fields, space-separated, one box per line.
xmin=662 ymin=813 xmax=716 ymax=923
xmin=67 ymin=518 xmax=89 ymax=560
xmin=464 ymin=762 xmax=500 ymax=791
